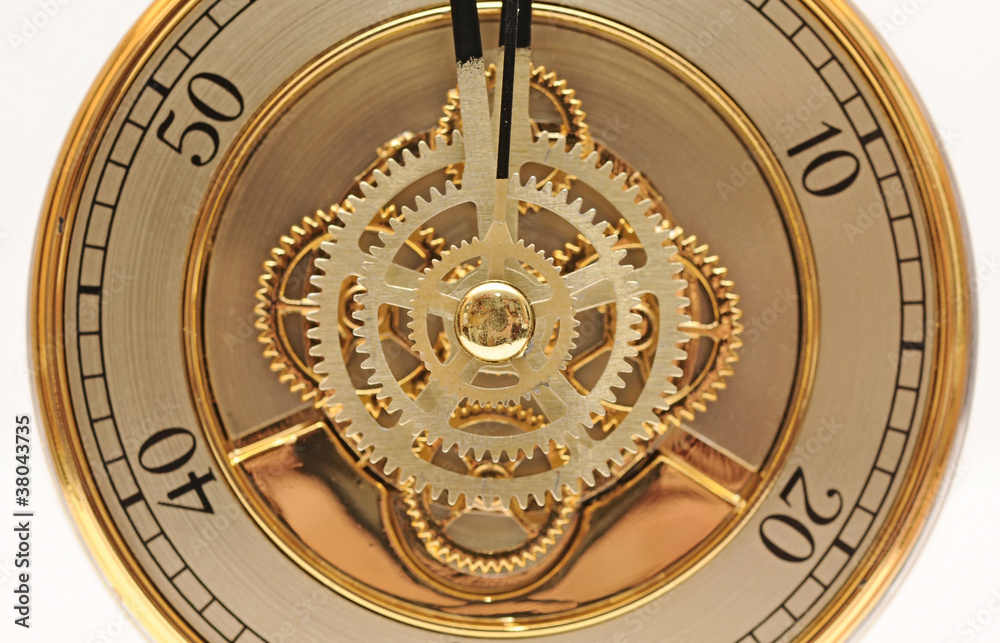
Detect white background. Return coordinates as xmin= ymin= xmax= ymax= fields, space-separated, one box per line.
xmin=0 ymin=1 xmax=996 ymax=641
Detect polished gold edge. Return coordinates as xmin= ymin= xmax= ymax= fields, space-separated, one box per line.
xmin=660 ymin=452 xmax=745 ymax=508
xmin=30 ymin=0 xmax=958 ymax=640
xmin=228 ymin=420 xmax=326 ymax=465
xmin=793 ymin=1 xmax=973 ymax=641
xmin=185 ymin=4 xmax=819 ymax=638
xmin=31 ymin=1 xmax=212 ymax=642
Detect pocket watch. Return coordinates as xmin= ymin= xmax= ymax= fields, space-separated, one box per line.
xmin=32 ymin=0 xmax=973 ymax=641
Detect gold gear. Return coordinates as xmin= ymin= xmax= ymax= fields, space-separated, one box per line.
xmin=256 ymin=64 xmax=740 ymax=509
xmin=576 ymin=142 xmax=743 ymax=425
xmin=402 ymin=487 xmax=578 ymax=575
xmin=310 ymin=169 xmax=662 ymax=507
xmin=664 ymin=228 xmax=744 ymax=426
xmin=254 ymin=209 xmax=333 ymax=405
xmin=436 ymin=63 xmax=592 ymax=151
xmin=406 ymin=233 xmax=579 ymax=413
xmin=255 ymin=64 xmax=596 ymax=411
xmin=254 ymin=133 xmax=448 ymax=407
xmin=538 ymin=169 xmax=743 ymax=429
xmin=402 ymin=403 xmax=579 ymax=577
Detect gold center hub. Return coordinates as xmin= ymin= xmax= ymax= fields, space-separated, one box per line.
xmin=455 ymin=281 xmax=535 ymax=363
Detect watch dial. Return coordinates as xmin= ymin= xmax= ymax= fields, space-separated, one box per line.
xmin=32 ymin=1 xmax=971 ymax=641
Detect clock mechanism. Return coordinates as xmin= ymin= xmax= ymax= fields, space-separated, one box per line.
xmin=31 ymin=1 xmax=971 ymax=640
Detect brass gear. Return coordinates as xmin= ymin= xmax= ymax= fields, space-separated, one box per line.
xmin=401 ymin=403 xmax=579 ymax=577
xmin=564 ymin=141 xmax=744 ymax=426
xmin=310 ymin=163 xmax=668 ymax=507
xmin=407 ymin=234 xmax=579 ymax=411
xmin=402 ymin=487 xmax=578 ymax=575
xmin=664 ymin=228 xmax=744 ymax=426
xmin=254 ymin=209 xmax=334 ymax=405
xmin=436 ymin=63 xmax=592 ymax=151
xmin=255 ymin=62 xmax=743 ymax=509
xmin=553 ymin=223 xmax=744 ymax=430
xmin=378 ymin=178 xmax=640 ymax=463
xmin=253 ymin=131 xmax=450 ymax=406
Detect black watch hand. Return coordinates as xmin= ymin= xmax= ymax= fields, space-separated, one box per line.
xmin=449 ymin=0 xmax=484 ymax=65
xmin=496 ymin=0 xmax=532 ymax=181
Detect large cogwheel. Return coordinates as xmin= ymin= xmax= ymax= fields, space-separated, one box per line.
xmin=360 ymin=177 xmax=640 ymax=462
xmin=309 ymin=89 xmax=688 ymax=507
xmin=523 ymin=133 xmax=694 ymax=441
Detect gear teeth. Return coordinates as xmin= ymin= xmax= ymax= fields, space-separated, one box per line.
xmin=376 ymin=229 xmax=395 ymax=250
xmin=442 ymin=130 xmax=460 ymax=149
xmin=426 ymin=484 xmax=446 ymax=503
xmin=385 ymin=157 xmax=403 ymax=174
xmin=525 ymin=489 xmax=545 ymax=509
xmin=609 ymin=375 xmax=629 ymax=391
xmin=371 ymin=168 xmax=390 ymax=185
xmin=307 ymin=105 xmax=689 ymax=510
xmin=346 ymin=194 xmax=365 ymax=212
xmin=356 ymin=351 xmax=376 ymax=374
xmin=317 ymin=239 xmax=337 ymax=263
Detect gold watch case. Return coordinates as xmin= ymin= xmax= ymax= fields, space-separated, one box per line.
xmin=31 ymin=1 xmax=972 ymax=641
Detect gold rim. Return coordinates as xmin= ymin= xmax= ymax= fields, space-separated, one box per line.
xmin=29 ymin=0 xmax=971 ymax=641
xmin=794 ymin=1 xmax=972 ymax=640
xmin=32 ymin=1 xmax=208 ymax=641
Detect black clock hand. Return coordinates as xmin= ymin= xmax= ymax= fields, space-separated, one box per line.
xmin=496 ymin=0 xmax=532 ymax=181
xmin=449 ymin=0 xmax=532 ymax=233
xmin=449 ymin=0 xmax=484 ymax=64
xmin=499 ymin=0 xmax=533 ymax=50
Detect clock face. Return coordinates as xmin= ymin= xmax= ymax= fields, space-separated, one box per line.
xmin=31 ymin=0 xmax=971 ymax=641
